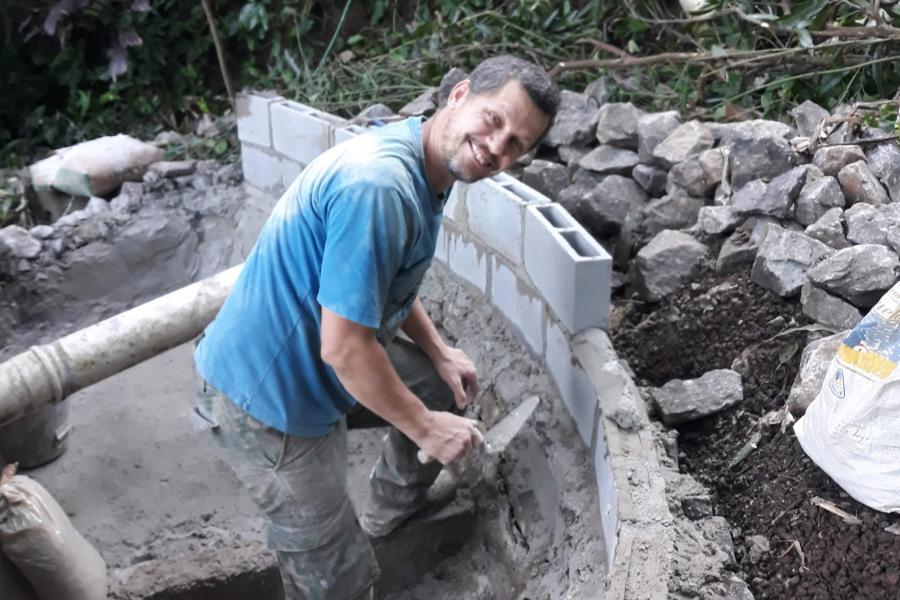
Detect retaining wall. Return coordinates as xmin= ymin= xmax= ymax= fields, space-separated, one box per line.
xmin=237 ymin=92 xmax=677 ymax=596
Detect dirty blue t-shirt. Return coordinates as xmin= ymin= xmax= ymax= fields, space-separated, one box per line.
xmin=195 ymin=118 xmax=443 ymax=436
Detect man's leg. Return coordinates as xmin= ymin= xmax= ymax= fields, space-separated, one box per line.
xmin=199 ymin=381 xmax=379 ymax=599
xmin=347 ymin=338 xmax=461 ymax=537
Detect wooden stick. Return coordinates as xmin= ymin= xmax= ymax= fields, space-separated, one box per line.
xmin=810 ymin=496 xmax=862 ymax=525
xmin=201 ymin=0 xmax=235 ymax=113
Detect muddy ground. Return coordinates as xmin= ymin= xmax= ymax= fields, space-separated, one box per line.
xmin=610 ymin=263 xmax=900 ymax=600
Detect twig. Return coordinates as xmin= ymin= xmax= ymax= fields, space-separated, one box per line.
xmin=574 ymin=37 xmax=629 ymax=58
xmin=810 ymin=496 xmax=863 ymax=525
xmin=815 ymin=134 xmax=900 ymax=148
xmin=780 ymin=538 xmax=808 ymax=571
xmin=200 ymin=0 xmax=234 ymax=112
xmin=316 ymin=0 xmax=353 ymax=75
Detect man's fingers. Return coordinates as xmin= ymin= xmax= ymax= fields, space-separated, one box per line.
xmin=453 ymin=379 xmax=469 ymax=409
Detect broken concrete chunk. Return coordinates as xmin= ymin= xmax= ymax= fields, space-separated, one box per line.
xmin=521 ymin=159 xmax=569 ymax=201
xmin=579 ymin=145 xmax=640 ymax=175
xmin=637 ymin=111 xmax=681 ymax=164
xmin=595 ymin=102 xmax=646 ymax=149
xmin=750 ymin=225 xmax=833 ymax=297
xmin=792 ymin=100 xmax=830 ymax=138
xmin=85 ymin=197 xmax=110 ymax=214
xmin=635 ymin=229 xmax=708 ymax=302
xmin=805 ymin=207 xmax=850 ymax=250
xmin=728 ymin=136 xmax=797 ymax=190
xmin=652 ymin=120 xmax=714 ymax=169
xmin=0 ymin=225 xmax=42 ymax=259
xmin=812 ymin=145 xmax=866 ymax=177
xmin=109 ymin=181 xmax=145 ymax=213
xmin=806 ymin=244 xmax=900 ymax=307
xmin=149 ymin=160 xmax=196 ymax=179
xmin=50 ymin=134 xmax=164 ymax=197
xmin=29 ymin=225 xmax=55 ymax=240
xmin=650 ymin=369 xmax=743 ymax=425
xmin=632 ymin=164 xmax=667 ymax=197
xmin=801 ymin=281 xmax=863 ymax=331
xmin=642 ymin=194 xmax=704 ymax=235
xmin=837 ymin=160 xmax=890 ymax=206
xmin=787 ymin=330 xmax=848 ymax=417
xmin=795 ymin=176 xmax=845 ymax=226
xmin=544 ymin=90 xmax=600 ymax=148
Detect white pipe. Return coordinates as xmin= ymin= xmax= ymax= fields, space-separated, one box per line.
xmin=0 ymin=264 xmax=243 ymax=427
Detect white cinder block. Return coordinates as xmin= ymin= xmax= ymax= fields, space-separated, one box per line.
xmin=466 ymin=175 xmax=546 ymax=265
xmin=241 ymin=144 xmax=285 ymax=192
xmin=333 ymin=124 xmax=367 ymax=146
xmin=546 ymin=319 xmax=597 ymax=447
xmin=433 ymin=225 xmax=449 ymax=264
xmin=236 ymin=93 xmax=283 ymax=147
xmin=524 ymin=204 xmax=612 ymax=335
xmin=443 ymin=182 xmax=465 ymax=223
xmin=594 ymin=425 xmax=619 ymax=569
xmin=491 ymin=260 xmax=544 ymax=356
xmin=447 ymin=232 xmax=488 ymax=292
xmin=277 ymin=158 xmax=303 ymax=190
xmin=271 ymin=101 xmax=346 ymax=165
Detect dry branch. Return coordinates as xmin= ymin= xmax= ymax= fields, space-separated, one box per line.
xmin=810 ymin=496 xmax=863 ymax=525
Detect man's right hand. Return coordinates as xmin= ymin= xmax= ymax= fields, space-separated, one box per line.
xmin=415 ymin=411 xmax=483 ymax=465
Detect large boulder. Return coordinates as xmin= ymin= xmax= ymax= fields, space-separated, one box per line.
xmin=750 ymin=225 xmax=833 ymax=297
xmin=595 ymin=102 xmax=646 ymax=149
xmin=786 ymin=331 xmax=848 ymax=417
xmin=649 ymin=369 xmax=743 ymax=425
xmin=635 ymin=229 xmax=708 ymax=301
xmin=806 ymin=244 xmax=900 ymax=308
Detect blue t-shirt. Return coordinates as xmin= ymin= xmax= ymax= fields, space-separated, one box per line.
xmin=195 ymin=118 xmax=444 ymax=436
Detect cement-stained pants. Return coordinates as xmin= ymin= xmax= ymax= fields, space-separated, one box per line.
xmin=197 ymin=338 xmax=456 ymax=600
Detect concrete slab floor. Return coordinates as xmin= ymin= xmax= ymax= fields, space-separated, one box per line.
xmin=23 ymin=342 xmax=474 ymax=599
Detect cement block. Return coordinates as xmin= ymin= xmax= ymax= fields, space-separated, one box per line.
xmin=333 ymin=124 xmax=367 ymax=146
xmin=443 ymin=182 xmax=466 ymax=223
xmin=447 ymin=231 xmax=489 ymax=292
xmin=593 ymin=426 xmax=619 ymax=570
xmin=466 ymin=175 xmax=546 ymax=265
xmin=491 ymin=259 xmax=544 ymax=356
xmin=241 ymin=144 xmax=294 ymax=193
xmin=271 ymin=101 xmax=347 ymax=165
xmin=524 ymin=204 xmax=612 ymax=335
xmin=236 ymin=92 xmax=284 ymax=148
xmin=545 ymin=319 xmax=597 ymax=447
xmin=433 ymin=225 xmax=449 ymax=264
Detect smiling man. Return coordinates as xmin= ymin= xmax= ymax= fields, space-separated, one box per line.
xmin=194 ymin=55 xmax=558 ymax=599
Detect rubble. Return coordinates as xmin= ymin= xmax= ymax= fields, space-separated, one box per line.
xmin=648 ymin=369 xmax=743 ymax=425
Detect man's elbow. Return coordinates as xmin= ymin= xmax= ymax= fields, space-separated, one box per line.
xmin=320 ymin=337 xmax=351 ymax=371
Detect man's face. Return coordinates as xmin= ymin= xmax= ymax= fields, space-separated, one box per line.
xmin=440 ymin=79 xmax=550 ymax=183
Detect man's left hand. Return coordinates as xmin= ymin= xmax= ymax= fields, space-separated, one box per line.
xmin=434 ymin=346 xmax=479 ymax=409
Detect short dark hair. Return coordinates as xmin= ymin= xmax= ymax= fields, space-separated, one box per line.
xmin=467 ymin=55 xmax=560 ymax=120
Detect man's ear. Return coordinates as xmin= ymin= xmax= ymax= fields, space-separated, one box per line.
xmin=446 ymin=79 xmax=470 ymax=108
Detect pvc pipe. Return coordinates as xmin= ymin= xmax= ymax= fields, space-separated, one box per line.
xmin=0 ymin=264 xmax=243 ymax=427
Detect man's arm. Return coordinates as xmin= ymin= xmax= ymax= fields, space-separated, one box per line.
xmin=401 ymin=297 xmax=480 ymax=408
xmin=320 ymin=306 xmax=481 ymax=464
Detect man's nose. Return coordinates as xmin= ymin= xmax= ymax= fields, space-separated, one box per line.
xmin=485 ymin=132 xmax=505 ymax=164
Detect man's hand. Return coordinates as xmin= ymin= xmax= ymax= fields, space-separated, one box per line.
xmin=434 ymin=346 xmax=480 ymax=409
xmin=415 ymin=411 xmax=483 ymax=465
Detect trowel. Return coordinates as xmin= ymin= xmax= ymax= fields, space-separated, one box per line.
xmin=417 ymin=395 xmax=540 ymax=477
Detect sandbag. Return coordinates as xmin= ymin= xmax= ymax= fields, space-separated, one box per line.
xmin=0 ymin=472 xmax=107 ymax=600
xmin=51 ymin=134 xmax=163 ymax=197
xmin=794 ymin=281 xmax=900 ymax=513
xmin=0 ymin=548 xmax=37 ymax=600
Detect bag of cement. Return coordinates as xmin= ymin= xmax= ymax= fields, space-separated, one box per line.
xmin=51 ymin=134 xmax=163 ymax=197
xmin=0 ymin=549 xmax=38 ymax=600
xmin=794 ymin=281 xmax=900 ymax=513
xmin=0 ymin=467 xmax=107 ymax=600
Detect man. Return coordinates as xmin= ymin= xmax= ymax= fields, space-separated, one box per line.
xmin=195 ymin=55 xmax=559 ymax=599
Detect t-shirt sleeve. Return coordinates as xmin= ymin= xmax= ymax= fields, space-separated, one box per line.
xmin=316 ymin=182 xmax=411 ymax=329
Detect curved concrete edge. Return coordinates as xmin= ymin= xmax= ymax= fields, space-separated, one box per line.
xmin=235 ymin=92 xmax=677 ymax=597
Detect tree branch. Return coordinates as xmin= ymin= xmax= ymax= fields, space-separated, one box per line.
xmin=201 ymin=0 xmax=235 ymax=112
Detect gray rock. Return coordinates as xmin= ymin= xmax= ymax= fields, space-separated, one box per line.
xmin=682 ymin=495 xmax=714 ymax=520
xmin=805 ymin=207 xmax=850 ymax=249
xmin=642 ymin=194 xmax=704 ymax=235
xmin=699 ymin=148 xmax=725 ymax=188
xmin=887 ymin=225 xmax=900 ymax=255
xmin=29 ymin=224 xmax=55 ymax=240
xmin=557 ymin=145 xmax=590 ymax=168
xmin=637 ymin=111 xmax=681 ymax=164
xmin=801 ymin=281 xmax=863 ymax=331
xmin=667 ymin=156 xmax=715 ymax=198
xmin=595 ymin=102 xmax=646 ymax=149
xmin=650 ymin=369 xmax=743 ymax=425
xmin=652 ymin=120 xmax=714 ymax=168
xmin=751 ymin=225 xmax=833 ymax=297
xmin=729 ymin=179 xmax=769 ymax=217
xmin=697 ymin=205 xmax=742 ymax=235
xmin=149 ymin=160 xmax=196 ymax=179
xmin=632 ymin=164 xmax=667 ymax=196
xmin=110 ymin=181 xmax=144 ymax=213
xmin=584 ymin=77 xmax=611 ymax=106
xmin=557 ymin=170 xmax=605 ymax=213
xmin=838 ymin=160 xmax=890 ymax=206
xmin=787 ymin=331 xmax=848 ymax=416
xmin=355 ymin=103 xmax=394 ymax=121
xmin=716 ymin=218 xmax=775 ymax=274
xmin=713 ymin=119 xmax=795 ymax=145
xmin=792 ymin=100 xmax=830 ymax=138
xmin=761 ymin=165 xmax=809 ymax=217
xmin=745 ymin=534 xmax=771 ymax=565
xmin=812 ymin=145 xmax=866 ymax=177
xmin=635 ymin=229 xmax=708 ymax=302
xmin=844 ymin=202 xmax=900 ymax=245
xmin=571 ymin=175 xmax=647 ymax=236
xmin=85 ymin=197 xmax=110 ymax=214
xmin=795 ymin=176 xmax=845 ymax=226
xmin=806 ymin=244 xmax=900 ymax=307
xmin=0 ymin=225 xmax=42 ymax=259
xmin=579 ymin=145 xmax=640 ymax=175
xmin=522 ymin=159 xmax=569 ymax=200
xmin=865 ymin=139 xmax=900 ymax=202
xmin=399 ymin=88 xmax=437 ymax=116
xmin=437 ymin=68 xmax=467 ymax=107
xmin=544 ymin=90 xmax=600 ymax=148
xmin=729 ymin=136 xmax=797 ymax=190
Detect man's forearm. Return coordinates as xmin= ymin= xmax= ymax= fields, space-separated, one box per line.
xmin=401 ymin=297 xmax=448 ymax=362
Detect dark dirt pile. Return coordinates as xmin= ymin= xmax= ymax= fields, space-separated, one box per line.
xmin=610 ymin=266 xmax=900 ymax=600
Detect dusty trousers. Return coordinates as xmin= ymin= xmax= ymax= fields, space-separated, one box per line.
xmin=197 ymin=337 xmax=457 ymax=600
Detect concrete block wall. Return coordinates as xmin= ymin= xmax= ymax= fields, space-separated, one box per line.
xmin=237 ymin=92 xmax=669 ymax=598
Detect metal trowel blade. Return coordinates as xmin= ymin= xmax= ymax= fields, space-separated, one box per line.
xmin=482 ymin=395 xmax=539 ymax=454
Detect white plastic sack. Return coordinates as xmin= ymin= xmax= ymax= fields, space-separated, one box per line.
xmin=794 ymin=282 xmax=900 ymax=513
xmin=51 ymin=134 xmax=163 ymax=197
xmin=0 ymin=474 xmax=107 ymax=600
xmin=0 ymin=549 xmax=37 ymax=600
